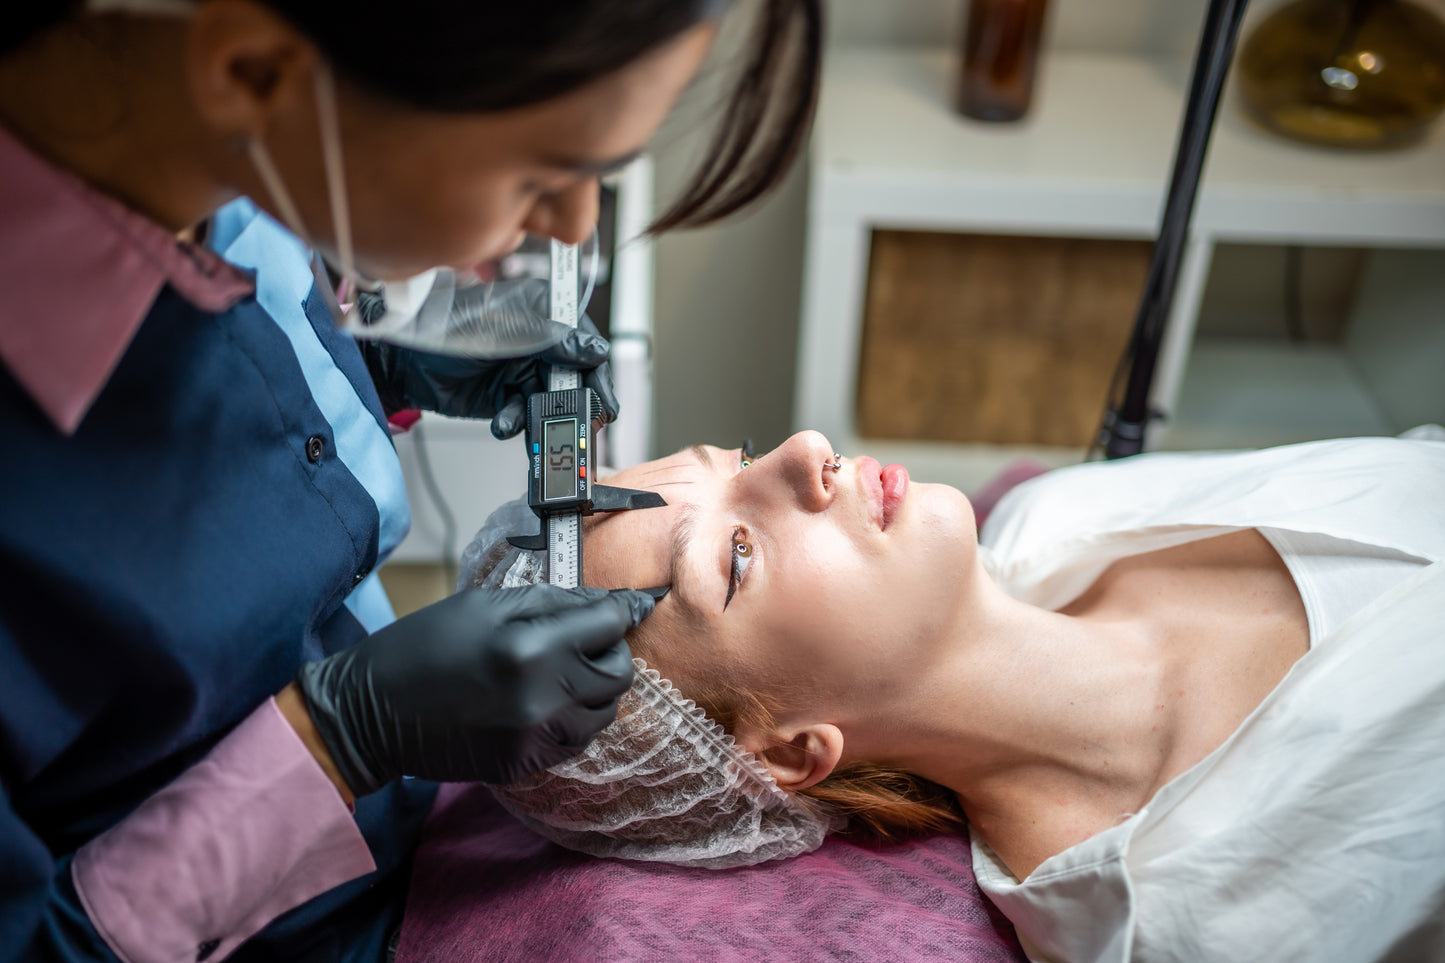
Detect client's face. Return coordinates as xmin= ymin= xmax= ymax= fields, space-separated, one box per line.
xmin=583 ymin=430 xmax=978 ymax=705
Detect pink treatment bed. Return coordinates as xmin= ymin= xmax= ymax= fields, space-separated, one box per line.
xmin=394 ymin=783 xmax=1026 ymax=962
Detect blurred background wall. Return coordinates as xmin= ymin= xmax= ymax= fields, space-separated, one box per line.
xmin=646 ymin=0 xmax=1445 ymax=455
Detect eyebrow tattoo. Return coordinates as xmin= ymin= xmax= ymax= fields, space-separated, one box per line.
xmin=654 ymin=445 xmax=719 ymax=604
xmin=670 ymin=503 xmax=701 ymax=589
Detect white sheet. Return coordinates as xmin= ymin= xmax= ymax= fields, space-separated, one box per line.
xmin=972 ymin=435 xmax=1445 ymax=962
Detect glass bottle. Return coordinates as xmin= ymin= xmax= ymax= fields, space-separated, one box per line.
xmin=1238 ymin=0 xmax=1445 ymax=149
xmin=955 ymin=0 xmax=1052 ymax=122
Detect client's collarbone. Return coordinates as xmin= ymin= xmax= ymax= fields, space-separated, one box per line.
xmin=1067 ymin=530 xmax=1308 ymax=707
xmin=988 ymin=531 xmax=1310 ymax=879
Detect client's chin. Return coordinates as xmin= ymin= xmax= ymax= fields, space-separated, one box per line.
xmin=906 ymin=482 xmax=979 ymax=541
xmin=891 ymin=483 xmax=982 ymax=591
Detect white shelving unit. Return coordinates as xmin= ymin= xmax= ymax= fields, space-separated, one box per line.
xmin=794 ymin=47 xmax=1445 ymax=489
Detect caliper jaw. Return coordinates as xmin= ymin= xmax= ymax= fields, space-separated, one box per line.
xmin=506 ymin=484 xmax=667 ymax=551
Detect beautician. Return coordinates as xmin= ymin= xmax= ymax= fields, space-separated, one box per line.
xmin=0 ymin=1 xmax=821 ymax=959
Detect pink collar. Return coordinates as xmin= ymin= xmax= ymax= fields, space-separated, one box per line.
xmin=0 ymin=123 xmax=255 ymax=435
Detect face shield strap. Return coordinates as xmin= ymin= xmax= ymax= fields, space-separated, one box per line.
xmin=243 ymin=61 xmax=363 ymax=285
xmin=245 ymin=137 xmax=314 ymax=249
xmin=313 ymin=61 xmax=361 ymax=288
xmin=246 ymin=132 xmax=356 ymax=332
xmin=244 ymin=60 xmax=391 ymax=339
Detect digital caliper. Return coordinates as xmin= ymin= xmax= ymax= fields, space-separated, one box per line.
xmin=506 ymin=240 xmax=667 ymax=588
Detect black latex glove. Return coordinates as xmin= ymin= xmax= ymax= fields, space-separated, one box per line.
xmin=359 ymin=279 xmax=619 ymax=440
xmin=296 ymin=584 xmax=654 ymax=794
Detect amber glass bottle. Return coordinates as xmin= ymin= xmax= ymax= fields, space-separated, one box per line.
xmin=1238 ymin=0 xmax=1445 ymax=148
xmin=955 ymin=0 xmax=1052 ymax=122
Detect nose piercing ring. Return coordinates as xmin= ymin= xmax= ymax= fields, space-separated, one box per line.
xmin=825 ymin=453 xmax=842 ymax=472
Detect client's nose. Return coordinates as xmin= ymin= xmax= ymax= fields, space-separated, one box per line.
xmin=759 ymin=430 xmax=834 ymax=513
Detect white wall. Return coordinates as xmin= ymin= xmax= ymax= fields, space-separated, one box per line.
xmin=647 ymin=0 xmax=1445 ymax=455
xmin=827 ymin=0 xmax=1204 ymax=54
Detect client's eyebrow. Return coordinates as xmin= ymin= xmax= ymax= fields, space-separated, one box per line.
xmin=688 ymin=443 xmax=715 ymax=471
xmin=670 ymin=502 xmax=701 ymax=594
xmin=660 ymin=445 xmax=714 ymax=609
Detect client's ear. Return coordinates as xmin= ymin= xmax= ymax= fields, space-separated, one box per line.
xmin=748 ymin=724 xmax=844 ymax=792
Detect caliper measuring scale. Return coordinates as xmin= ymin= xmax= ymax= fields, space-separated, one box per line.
xmin=508 ymin=238 xmax=668 ymax=592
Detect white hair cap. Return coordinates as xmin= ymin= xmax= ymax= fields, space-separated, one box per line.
xmin=490 ymin=658 xmax=842 ymax=869
xmin=457 ymin=495 xmax=546 ymax=592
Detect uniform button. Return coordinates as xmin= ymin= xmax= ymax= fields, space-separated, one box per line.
xmin=306 ymin=435 xmax=325 ymax=463
xmin=196 ymin=939 xmax=221 ymax=961
xmin=352 ymin=568 xmax=370 ymax=587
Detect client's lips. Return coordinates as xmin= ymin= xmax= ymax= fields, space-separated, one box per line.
xmin=855 ymin=456 xmax=908 ymax=530
xmin=881 ymin=463 xmax=908 ymax=530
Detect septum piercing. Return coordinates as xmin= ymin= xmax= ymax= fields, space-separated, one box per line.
xmin=825 ymin=453 xmax=843 ymax=472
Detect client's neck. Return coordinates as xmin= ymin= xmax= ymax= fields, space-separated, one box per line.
xmin=855 ymin=569 xmax=1172 ymax=845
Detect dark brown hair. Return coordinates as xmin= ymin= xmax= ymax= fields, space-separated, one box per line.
xmin=5 ymin=0 xmax=823 ymax=233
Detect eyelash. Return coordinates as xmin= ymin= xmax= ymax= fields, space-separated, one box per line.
xmin=725 ymin=526 xmax=754 ymax=610
xmin=723 ymin=440 xmax=759 ymax=610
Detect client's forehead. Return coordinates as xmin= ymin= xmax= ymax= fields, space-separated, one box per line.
xmin=582 ymin=445 xmax=730 ymax=602
xmin=609 ymin=444 xmax=731 ymax=495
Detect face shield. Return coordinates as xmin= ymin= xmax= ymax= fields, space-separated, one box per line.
xmin=89 ymin=0 xmax=598 ymax=359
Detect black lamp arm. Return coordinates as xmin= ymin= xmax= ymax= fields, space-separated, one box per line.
xmin=1101 ymin=0 xmax=1252 ymax=459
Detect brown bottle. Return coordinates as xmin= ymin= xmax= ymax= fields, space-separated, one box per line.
xmin=955 ymin=0 xmax=1052 ymax=122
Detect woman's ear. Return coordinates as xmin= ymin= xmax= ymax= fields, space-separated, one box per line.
xmin=185 ymin=0 xmax=318 ymax=140
xmin=748 ymin=724 xmax=843 ymax=792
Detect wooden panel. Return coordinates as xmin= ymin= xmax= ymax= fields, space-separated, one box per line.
xmin=856 ymin=231 xmax=1151 ymax=447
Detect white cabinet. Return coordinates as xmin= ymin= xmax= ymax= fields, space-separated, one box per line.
xmin=794 ymin=48 xmax=1445 ymax=489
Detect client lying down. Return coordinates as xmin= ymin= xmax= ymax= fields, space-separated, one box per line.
xmin=461 ymin=428 xmax=1445 ymax=963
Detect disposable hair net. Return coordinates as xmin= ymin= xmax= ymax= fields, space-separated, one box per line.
xmin=457 ymin=495 xmax=547 ymax=591
xmin=491 ymin=658 xmax=840 ymax=869
xmin=459 ymin=499 xmax=843 ymax=868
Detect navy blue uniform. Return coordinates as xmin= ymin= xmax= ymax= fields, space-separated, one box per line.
xmin=0 ymin=201 xmax=436 ymax=962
